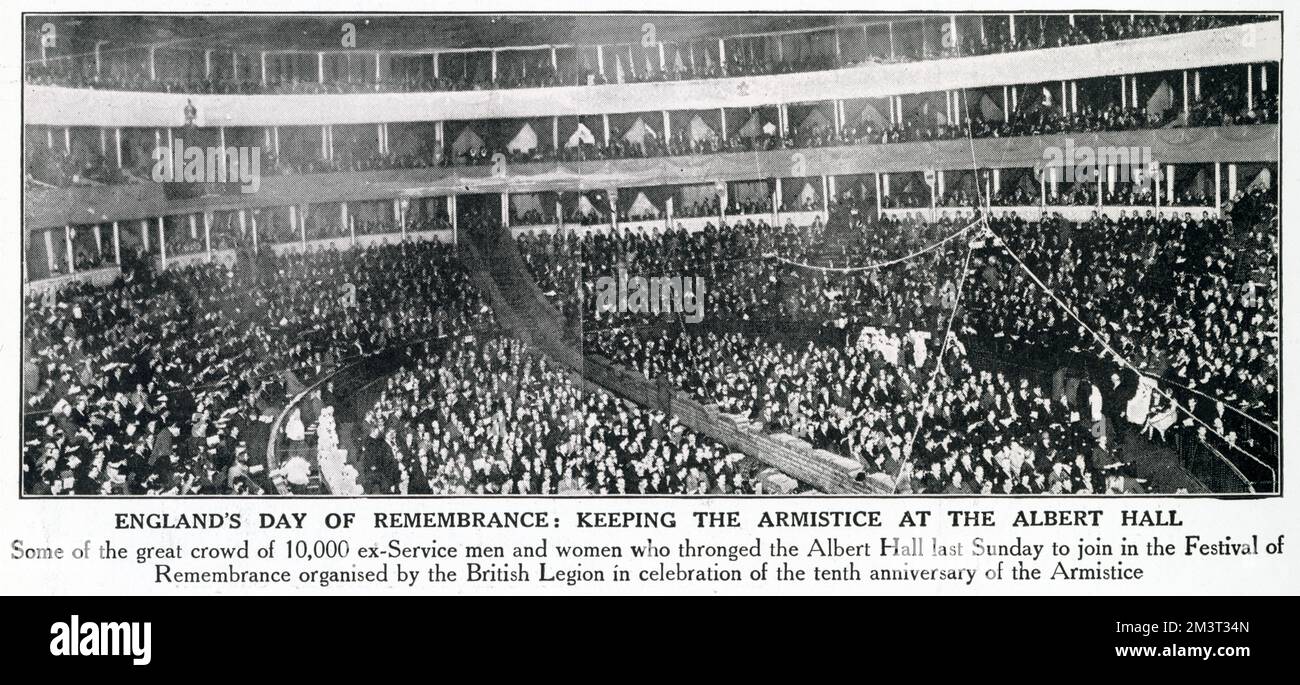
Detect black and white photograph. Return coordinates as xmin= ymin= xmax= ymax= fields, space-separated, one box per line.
xmin=3 ymin=1 xmax=1299 ymax=635
xmin=20 ymin=9 xmax=1280 ymax=497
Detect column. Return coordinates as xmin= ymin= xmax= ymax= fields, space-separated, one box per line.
xmin=992 ymin=169 xmax=1001 ymax=194
xmin=318 ymin=52 xmax=325 ymax=83
xmin=188 ymin=214 xmax=197 ymax=241
xmin=1182 ymin=70 xmax=1190 ymax=114
xmin=149 ymin=47 xmax=157 ymax=81
xmin=1060 ymin=81 xmax=1068 ymax=116
xmin=491 ymin=50 xmax=498 ymax=82
xmin=1131 ymin=75 xmax=1137 ymax=108
xmin=375 ymin=52 xmax=382 ymax=83
xmin=662 ymin=111 xmax=671 ymax=144
xmin=205 ymin=50 xmax=212 ymax=79
xmin=289 ymin=205 xmax=299 ymax=245
xmin=141 ymin=219 xmax=150 ymax=251
xmin=596 ymin=45 xmax=605 ymax=77
xmin=1214 ymin=162 xmax=1222 ymax=211
xmin=719 ymin=108 xmax=728 ymax=140
xmin=779 ymin=104 xmax=790 ymax=136
xmin=112 ymin=221 xmax=122 ymax=264
xmin=65 ymin=226 xmax=75 ymax=274
xmin=1246 ymin=64 xmax=1254 ymax=109
xmin=449 ymin=196 xmax=458 ymax=244
xmin=94 ymin=224 xmax=104 ymax=257
xmin=1071 ymin=82 xmax=1078 ymax=113
xmin=1166 ymin=165 xmax=1175 ymax=205
xmin=1228 ymin=163 xmax=1238 ymax=199
xmin=936 ymin=170 xmax=945 ymax=200
xmin=602 ymin=114 xmax=611 ymax=145
xmin=821 ymin=176 xmax=830 ymax=215
xmin=1008 ymin=16 xmax=1016 ymax=44
xmin=1002 ymin=86 xmax=1009 ymax=118
xmin=553 ymin=117 xmax=560 ymax=151
xmin=949 ymin=15 xmax=958 ymax=54
xmin=1121 ymin=75 xmax=1127 ymax=109
xmin=874 ymin=172 xmax=883 ymax=218
xmin=340 ymin=203 xmax=349 ymax=238
xmin=501 ymin=193 xmax=510 ymax=228
xmin=718 ymin=38 xmax=726 ymax=69
xmin=1107 ymin=164 xmax=1116 ymax=196
xmin=1194 ymin=70 xmax=1202 ymax=101
xmin=260 ymin=51 xmax=267 ymax=85
xmin=202 ymin=213 xmax=211 ymax=258
xmin=299 ymin=204 xmax=308 ymax=245
xmin=157 ymin=217 xmax=166 ymax=269
xmin=43 ymin=230 xmax=56 ymax=274
xmin=114 ymin=128 xmax=122 ymax=168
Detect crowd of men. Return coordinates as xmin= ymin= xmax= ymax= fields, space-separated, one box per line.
xmin=362 ymin=337 xmax=757 ymax=494
xmin=23 ymin=240 xmax=488 ymax=495
xmin=517 ymin=180 xmax=1278 ymax=491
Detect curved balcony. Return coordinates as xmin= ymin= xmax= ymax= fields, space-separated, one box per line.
xmin=24 ymin=22 xmax=1279 ymax=128
xmin=24 ymin=124 xmax=1279 ymax=232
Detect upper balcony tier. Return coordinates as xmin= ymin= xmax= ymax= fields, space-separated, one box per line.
xmin=24 ymin=124 xmax=1277 ymax=230
xmin=25 ymin=21 xmax=1280 ymax=129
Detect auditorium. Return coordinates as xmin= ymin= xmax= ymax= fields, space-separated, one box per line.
xmin=22 ymin=13 xmax=1279 ymax=497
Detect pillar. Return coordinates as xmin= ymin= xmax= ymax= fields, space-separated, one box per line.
xmin=874 ymin=172 xmax=883 ymax=218
xmin=112 ymin=221 xmax=122 ymax=264
xmin=43 ymin=230 xmax=57 ymax=273
xmin=1246 ymin=64 xmax=1254 ymax=109
xmin=1214 ymin=162 xmax=1222 ymax=211
xmin=157 ymin=217 xmax=166 ymax=268
xmin=202 ymin=213 xmax=211 ymax=258
xmin=65 ymin=225 xmax=75 ymax=274
xmin=1182 ymin=70 xmax=1190 ymax=114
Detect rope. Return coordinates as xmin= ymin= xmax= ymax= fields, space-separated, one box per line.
xmin=769 ymin=216 xmax=982 ymax=273
xmin=890 ymin=233 xmax=978 ymax=493
xmin=988 ymin=227 xmax=1276 ymax=489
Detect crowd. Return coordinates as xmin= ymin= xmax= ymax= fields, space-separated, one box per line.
xmin=30 ymin=86 xmax=1277 ymax=193
xmin=23 ymin=240 xmax=490 ymax=495
xmin=518 ymin=181 xmax=1278 ymax=491
xmin=27 ymin=15 xmax=1269 ymax=94
xmin=362 ymin=336 xmax=758 ymax=494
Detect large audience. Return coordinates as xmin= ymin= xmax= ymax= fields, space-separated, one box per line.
xmin=23 ymin=240 xmax=489 ymax=495
xmin=518 ymin=182 xmax=1278 ymax=492
xmin=362 ymin=337 xmax=757 ymax=494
